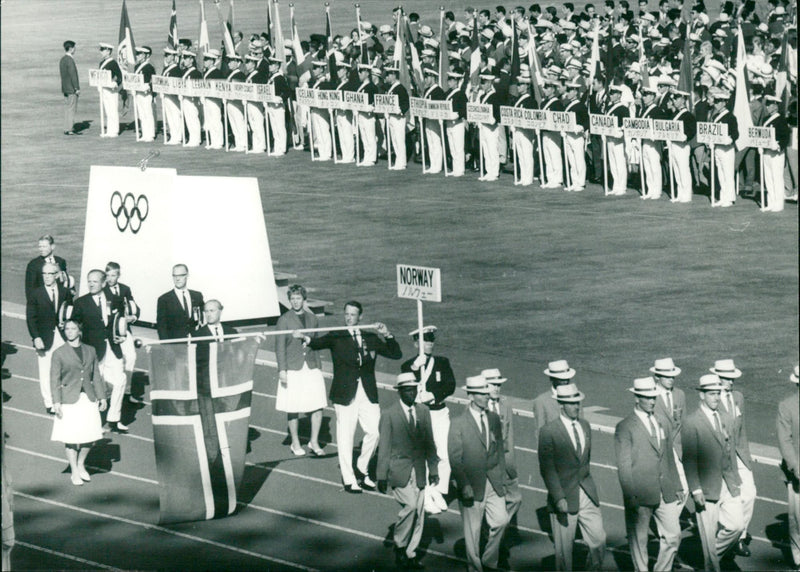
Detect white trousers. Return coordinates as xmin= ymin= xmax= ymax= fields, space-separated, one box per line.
xmin=564 ymin=132 xmax=587 ymax=189
xmin=357 ymin=113 xmax=377 ymax=165
xmin=246 ymin=102 xmax=266 ymax=153
xmin=642 ymin=140 xmax=662 ymax=198
xmin=334 ymin=382 xmax=379 ymax=486
xmin=764 ymin=149 xmax=785 ymax=211
xmin=670 ymin=142 xmax=692 ymax=202
xmin=202 ymin=98 xmax=224 ymax=149
xmin=542 ymin=131 xmax=563 ymax=186
xmin=182 ymin=97 xmax=202 ymax=146
xmin=607 ymin=136 xmax=627 ymax=192
xmin=513 ymin=129 xmax=534 ymax=185
xmin=336 ymin=111 xmax=355 ymax=163
xmin=310 ymin=109 xmax=332 ymax=160
xmin=387 ymin=115 xmax=407 ymax=169
xmin=100 ymin=342 xmax=126 ymax=423
xmin=460 ymin=480 xmax=508 ymax=572
xmin=393 ymin=469 xmax=425 ymax=559
xmin=226 ymin=101 xmax=246 ymax=150
xmin=788 ymin=481 xmax=800 ymax=566
xmin=100 ymin=87 xmax=119 ymax=136
xmin=714 ymin=144 xmax=736 ymax=204
xmin=695 ymin=479 xmax=744 ymax=572
xmin=737 ymin=457 xmax=756 ymax=535
xmin=498 ymin=125 xmax=507 ymax=163
xmin=428 ymin=407 xmax=450 ymax=495
xmin=479 ymin=123 xmax=500 ymax=179
xmin=267 ymin=102 xmax=286 ymax=155
xmin=625 ymin=498 xmax=682 ymax=572
xmin=445 ymin=119 xmax=465 ymax=176
xmin=163 ymin=95 xmax=182 ymax=143
xmin=424 ymin=119 xmax=443 ymax=174
xmin=135 ymin=92 xmax=155 ymax=141
xmin=37 ymin=329 xmax=64 ymax=408
xmin=551 ymin=488 xmax=607 ymax=571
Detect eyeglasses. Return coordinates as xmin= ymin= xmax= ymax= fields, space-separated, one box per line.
xmin=42 ymin=272 xmax=58 ymax=276
xmin=172 ymin=273 xmax=188 ymax=278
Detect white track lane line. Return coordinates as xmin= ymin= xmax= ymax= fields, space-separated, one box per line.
xmin=14 ymin=540 xmax=124 ymax=571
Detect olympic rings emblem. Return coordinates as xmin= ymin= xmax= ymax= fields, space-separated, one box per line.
xmin=110 ymin=191 xmax=149 ymax=234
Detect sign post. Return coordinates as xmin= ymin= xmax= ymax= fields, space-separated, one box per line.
xmin=396 ymin=264 xmax=442 ymax=359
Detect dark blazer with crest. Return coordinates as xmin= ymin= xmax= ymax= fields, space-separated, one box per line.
xmin=26 ymin=283 xmax=72 ymax=350
xmin=681 ymin=406 xmax=741 ymax=502
xmin=156 ymin=288 xmax=205 ymax=340
xmin=50 ymin=343 xmax=105 ymax=405
xmin=400 ymin=355 xmax=456 ymax=407
xmin=70 ymin=292 xmax=124 ymax=361
xmin=448 ymin=407 xmax=506 ymax=501
xmin=377 ymin=399 xmax=438 ymax=489
xmin=538 ymin=416 xmax=600 ymax=513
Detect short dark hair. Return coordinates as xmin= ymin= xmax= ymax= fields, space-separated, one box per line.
xmin=344 ymin=300 xmax=363 ymax=315
xmin=496 ymin=6 xmax=507 ymax=15
xmin=88 ymin=269 xmax=106 ymax=280
xmin=64 ymin=40 xmax=76 ymax=51
xmin=105 ymin=261 xmax=121 ymax=272
xmin=39 ymin=234 xmax=55 ymax=244
xmin=445 ymin=10 xmax=455 ymax=20
xmin=565 ymin=3 xmax=575 ymax=11
xmin=287 ymin=284 xmax=308 ymax=300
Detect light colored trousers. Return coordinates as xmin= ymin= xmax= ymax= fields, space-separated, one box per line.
xmin=564 ymin=132 xmax=587 ymax=189
xmin=788 ymin=481 xmax=800 ymax=566
xmin=445 ymin=119 xmax=465 ymax=176
xmin=334 ymin=382 xmax=379 ymax=487
xmin=428 ymin=407 xmax=450 ymax=495
xmin=135 ymin=93 xmax=155 ymax=141
xmin=607 ymin=136 xmax=627 ymax=192
xmin=246 ymin=102 xmax=266 ymax=153
xmin=479 ymin=123 xmax=500 ymax=179
xmin=356 ymin=113 xmax=377 ymax=164
xmin=542 ymin=131 xmax=563 ymax=185
xmin=119 ymin=332 xmax=137 ymax=394
xmin=182 ymin=97 xmax=202 ymax=146
xmin=336 ymin=111 xmax=355 ymax=163
xmin=386 ymin=114 xmax=407 ymax=169
xmin=100 ymin=87 xmax=119 ymax=136
xmin=714 ymin=144 xmax=736 ymax=204
xmin=642 ymin=140 xmax=663 ymax=198
xmin=550 ymin=487 xmax=607 ymax=571
xmin=310 ymin=109 xmax=332 ymax=160
xmin=695 ymin=479 xmax=744 ymax=572
xmin=64 ymin=93 xmax=78 ymax=132
xmin=625 ymin=498 xmax=682 ymax=571
xmin=393 ymin=469 xmax=425 ymax=559
xmin=764 ymin=148 xmax=785 ymax=211
xmin=37 ymin=329 xmax=64 ymax=408
xmin=202 ymin=98 xmax=224 ymax=149
xmin=424 ymin=119 xmax=443 ymax=174
xmin=512 ymin=129 xmax=534 ymax=185
xmin=226 ymin=100 xmax=246 ymax=150
xmin=267 ymin=102 xmax=287 ymax=155
xmin=460 ymin=480 xmax=508 ymax=572
xmin=100 ymin=342 xmax=126 ymax=424
xmin=737 ymin=457 xmax=756 ymax=536
xmin=670 ymin=142 xmax=692 ymax=202
xmin=505 ymin=477 xmax=522 ymax=522
xmin=163 ymin=95 xmax=182 ymax=143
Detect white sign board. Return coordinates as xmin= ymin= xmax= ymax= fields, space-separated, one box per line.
xmin=396 ymin=264 xmax=441 ymax=302
xmin=589 ymin=113 xmax=621 ymax=137
xmin=697 ymin=122 xmax=729 ymax=145
xmin=81 ymin=166 xmax=281 ymax=324
xmin=745 ymin=126 xmax=776 ymax=148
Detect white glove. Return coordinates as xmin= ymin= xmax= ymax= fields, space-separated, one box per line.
xmin=411 ymin=354 xmax=427 ymax=370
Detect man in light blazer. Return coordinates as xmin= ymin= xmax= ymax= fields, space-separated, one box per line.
xmin=533 ymin=360 xmax=580 ymax=436
xmin=539 ymin=383 xmax=606 ymax=571
xmin=377 ymin=373 xmax=439 ymax=569
xmin=448 ymin=375 xmax=509 ymax=572
xmin=615 ymin=377 xmax=683 ymax=571
xmin=682 ymin=374 xmax=744 ymax=571
xmin=777 ymin=365 xmax=800 ymax=569
xmin=26 ymin=262 xmax=72 ymax=413
xmin=651 ymin=358 xmax=688 ymax=497
xmin=156 ymin=264 xmax=204 ymax=340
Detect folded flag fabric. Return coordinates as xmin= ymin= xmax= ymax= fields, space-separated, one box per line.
xmin=149 ymin=337 xmax=259 ymax=524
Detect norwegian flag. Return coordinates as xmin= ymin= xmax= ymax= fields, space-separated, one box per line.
xmin=117 ymin=0 xmax=136 ymax=70
xmin=149 ymin=337 xmax=260 ymax=524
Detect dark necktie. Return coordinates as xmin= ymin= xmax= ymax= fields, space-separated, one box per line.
xmin=408 ymin=406 xmax=416 ymax=432
xmin=182 ymin=291 xmax=190 ymax=318
xmin=713 ymin=411 xmax=723 ymax=435
xmin=648 ymin=414 xmax=660 ymax=448
xmin=572 ymin=420 xmax=582 ymax=455
xmin=481 ymin=413 xmax=489 ymax=448
xmin=665 ymin=391 xmax=673 ymax=416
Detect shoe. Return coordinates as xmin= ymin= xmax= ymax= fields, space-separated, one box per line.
xmin=290 ymin=445 xmax=306 ymax=456
xmin=46 ymin=407 xmax=55 ymax=415
xmin=572 ymin=187 xmax=584 ymax=192
xmin=79 ymin=468 xmax=91 ymax=482
xmin=71 ymin=474 xmax=84 ymax=486
xmin=718 ymin=201 xmax=733 ymax=208
xmin=361 ymin=475 xmax=377 ymax=490
xmin=309 ymin=444 xmax=325 ymax=456
xmin=127 ymin=395 xmax=143 ymax=404
xmin=112 ymin=422 xmax=129 ymax=434
xmin=405 ymin=557 xmax=424 ymax=569
xmin=735 ymin=539 xmax=751 ymax=557
xmin=481 ymin=176 xmax=498 ymax=182
xmin=64 ymin=131 xmax=76 ymax=136
xmin=344 ymin=483 xmax=362 ymax=494
xmin=166 ymin=140 xmax=181 ymax=146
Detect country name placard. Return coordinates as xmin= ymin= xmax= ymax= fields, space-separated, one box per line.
xmin=397 ymin=264 xmax=442 ymax=302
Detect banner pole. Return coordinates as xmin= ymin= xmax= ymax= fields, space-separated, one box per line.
xmin=710 ymin=143 xmax=716 ymax=206
xmin=223 ymin=99 xmax=229 ymax=151
xmin=244 ymin=102 xmax=250 ymax=154
xmin=513 ymin=130 xmax=520 ymax=185
xmin=440 ymin=120 xmax=448 ymax=176
xmin=536 ymin=129 xmax=544 ymax=185
xmin=759 ymin=148 xmax=766 ymax=211
xmin=416 ymin=299 xmax=425 ymax=359
xmin=638 ymin=141 xmax=645 ymax=198
xmin=602 ymin=134 xmax=609 ymax=195
xmin=138 ymin=323 xmax=383 ymax=347
xmin=420 ymin=117 xmax=427 ymax=173
xmin=668 ymin=142 xmax=675 ymax=200
xmin=133 ymin=90 xmax=141 ymax=141
xmin=308 ymin=107 xmax=316 ymax=160
xmin=355 ymin=109 xmax=362 ymax=164
xmin=99 ymin=86 xmax=106 ymax=137
xmin=180 ymin=96 xmax=187 ymax=146
xmin=331 ymin=109 xmax=339 ymax=163
xmin=265 ymin=102 xmax=272 ymax=156
xmin=161 ymin=94 xmax=168 ymax=144
xmin=385 ymin=114 xmax=392 ymax=169
xmin=479 ymin=124 xmax=485 ymax=178
xmin=563 ymin=132 xmax=572 ymax=190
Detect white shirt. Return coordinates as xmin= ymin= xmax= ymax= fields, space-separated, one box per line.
xmin=468 ymin=404 xmax=489 ymax=446
xmin=700 ymin=402 xmax=724 ymax=435
xmin=560 ymin=413 xmax=585 ymax=452
xmin=634 ymin=407 xmax=661 ymax=446
xmin=174 ymin=288 xmax=190 ymax=315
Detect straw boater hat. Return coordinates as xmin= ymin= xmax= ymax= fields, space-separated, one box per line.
xmin=395 ymin=372 xmax=419 ymax=389
xmin=709 ymin=359 xmax=742 ymax=379
xmin=650 ymin=358 xmax=681 ymax=377
xmin=764 ymin=94 xmax=781 ymax=104
xmin=464 ymin=375 xmax=492 ymax=394
xmin=697 ymin=374 xmax=725 ymax=391
xmin=379 ymin=24 xmax=392 ymax=35
xmin=790 ymin=365 xmax=799 ymax=384
xmin=479 ymin=71 xmax=495 ymax=82
xmin=629 ymin=377 xmax=661 ymax=397
xmin=312 ymin=59 xmax=327 ymax=68
xmin=544 ymin=360 xmax=576 ymax=380
xmin=423 ymin=67 xmax=439 ymax=77
xmin=555 ymin=383 xmax=585 ymax=402
xmin=408 ymin=325 xmax=437 ymax=339
xmin=357 ymin=63 xmax=374 ymax=72
xmin=384 ymin=65 xmax=399 ymax=74
xmin=481 ymin=369 xmax=508 ymax=384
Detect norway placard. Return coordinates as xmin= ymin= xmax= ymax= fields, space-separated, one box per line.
xmin=397 ymin=264 xmax=442 ymax=302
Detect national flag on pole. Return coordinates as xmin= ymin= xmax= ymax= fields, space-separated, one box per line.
xmin=291 ymin=5 xmax=310 ymax=84
xmin=509 ymin=21 xmax=520 ymax=81
xmin=226 ymin=0 xmax=235 ymax=34
xmin=468 ymin=17 xmax=481 ymax=89
xmin=438 ymin=7 xmax=450 ymax=82
xmin=604 ymin=28 xmax=615 ymax=89
xmin=526 ymin=25 xmax=544 ymax=104
xmin=356 ymin=5 xmax=368 ymax=65
xmin=325 ymin=5 xmax=338 ymax=80
xmin=587 ymin=21 xmax=601 ymax=93
xmin=394 ymin=9 xmax=412 ymax=93
xmin=733 ymin=26 xmax=754 ymax=151
xmin=149 ymin=338 xmax=260 ymax=524
xmin=167 ymin=0 xmax=179 ymax=50
xmin=265 ymin=0 xmax=274 ymax=54
xmin=213 ymin=0 xmax=236 ymax=56
xmin=198 ymin=0 xmax=211 ymax=63
xmin=117 ymin=0 xmax=136 ymax=70
xmin=677 ymin=32 xmax=693 ymax=111
xmin=405 ymin=16 xmax=424 ymax=93
xmin=271 ymin=0 xmax=287 ymax=72
xmin=638 ymin=25 xmax=650 ymax=89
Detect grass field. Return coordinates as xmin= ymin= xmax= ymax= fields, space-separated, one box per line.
xmin=2 ymin=0 xmax=797 ymax=445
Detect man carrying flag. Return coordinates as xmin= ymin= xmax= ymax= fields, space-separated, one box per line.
xmin=309 ymin=60 xmax=333 ymax=161
xmin=180 ymin=51 xmax=203 ymax=147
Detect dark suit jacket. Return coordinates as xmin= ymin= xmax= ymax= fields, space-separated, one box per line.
xmin=718 ymin=390 xmax=753 ymax=470
xmin=275 ymin=309 xmax=322 ymax=372
xmin=400 ymin=355 xmax=456 ymax=407
xmin=682 ymin=407 xmax=741 ymax=501
xmin=194 ymin=323 xmax=237 ymax=340
xmin=448 ymin=407 xmax=506 ymax=501
xmin=615 ymin=411 xmax=682 ymax=507
xmin=156 ymin=289 xmax=204 ymax=340
xmin=308 ymin=330 xmax=401 ymax=405
xmin=377 ymin=400 xmax=438 ymax=489
xmin=777 ymin=390 xmax=800 ymax=482
xmin=70 ymin=293 xmax=124 ymax=361
xmin=26 ymin=284 xmax=72 ymax=350
xmin=50 ymin=343 xmax=105 ymax=405
xmin=104 ymin=282 xmax=139 ymax=321
xmin=387 ymin=81 xmax=410 ymax=115
xmin=538 ymin=416 xmax=600 ymax=513
xmin=25 ymin=255 xmax=68 ymax=300
xmin=60 ymin=54 xmax=80 ymax=95
xmin=653 ymin=388 xmax=686 ymax=458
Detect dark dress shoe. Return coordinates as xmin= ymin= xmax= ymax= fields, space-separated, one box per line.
xmin=734 ymin=539 xmax=751 ymax=557
xmin=405 ymin=556 xmax=424 ymax=569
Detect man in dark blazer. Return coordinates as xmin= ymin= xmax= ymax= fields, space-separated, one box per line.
xmin=448 ymin=375 xmax=509 ymax=572
xmin=777 ymin=365 xmax=800 ymax=569
xmin=615 ymin=377 xmax=683 ymax=571
xmin=60 ymin=40 xmax=80 ymax=135
xmin=71 ymin=269 xmax=128 ymax=433
xmin=25 ymin=234 xmax=69 ymax=301
xmin=104 ymin=262 xmax=140 ymax=403
xmin=156 ymin=264 xmax=205 ymax=340
xmin=539 ymin=383 xmax=606 ymax=571
xmin=682 ymin=374 xmax=744 ymax=571
xmin=533 ymin=360 xmax=579 ymax=436
xmin=401 ymin=325 xmax=456 ymax=506
xmin=194 ymin=299 xmax=237 ymax=342
xmin=300 ymin=300 xmax=401 ymax=492
xmin=377 ymin=373 xmax=439 ymax=569
xmin=26 ymin=261 xmax=72 ymax=413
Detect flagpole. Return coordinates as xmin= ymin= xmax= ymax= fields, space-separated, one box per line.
xmin=244 ymin=102 xmax=249 ymax=153
xmin=223 ymin=98 xmax=229 ymax=150
xmin=759 ymin=148 xmax=766 ymax=210
xmin=98 ymin=85 xmax=106 ymax=137
xmin=536 ymin=130 xmax=544 ymax=185
xmin=563 ymin=132 xmax=572 ymax=190
xmin=180 ymin=96 xmax=187 ymax=146
xmin=668 ymin=142 xmax=675 ymax=200
xmin=161 ymin=93 xmax=168 ymax=144
xmin=710 ymin=143 xmax=716 ymax=206
xmin=602 ymin=135 xmax=609 ymax=195
xmin=385 ymin=114 xmax=392 ymax=169
xmin=513 ymin=131 xmax=520 ymax=185
xmin=136 ymin=323 xmax=383 ymax=347
xmin=638 ymin=143 xmax=645 ymax=198
xmin=133 ymin=90 xmax=141 ymax=141
xmin=353 ymin=3 xmax=363 ymax=164
xmin=265 ymin=101 xmax=272 ymax=155
xmin=440 ymin=120 xmax=448 ymax=176
xmin=420 ymin=117 xmax=427 ymax=172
